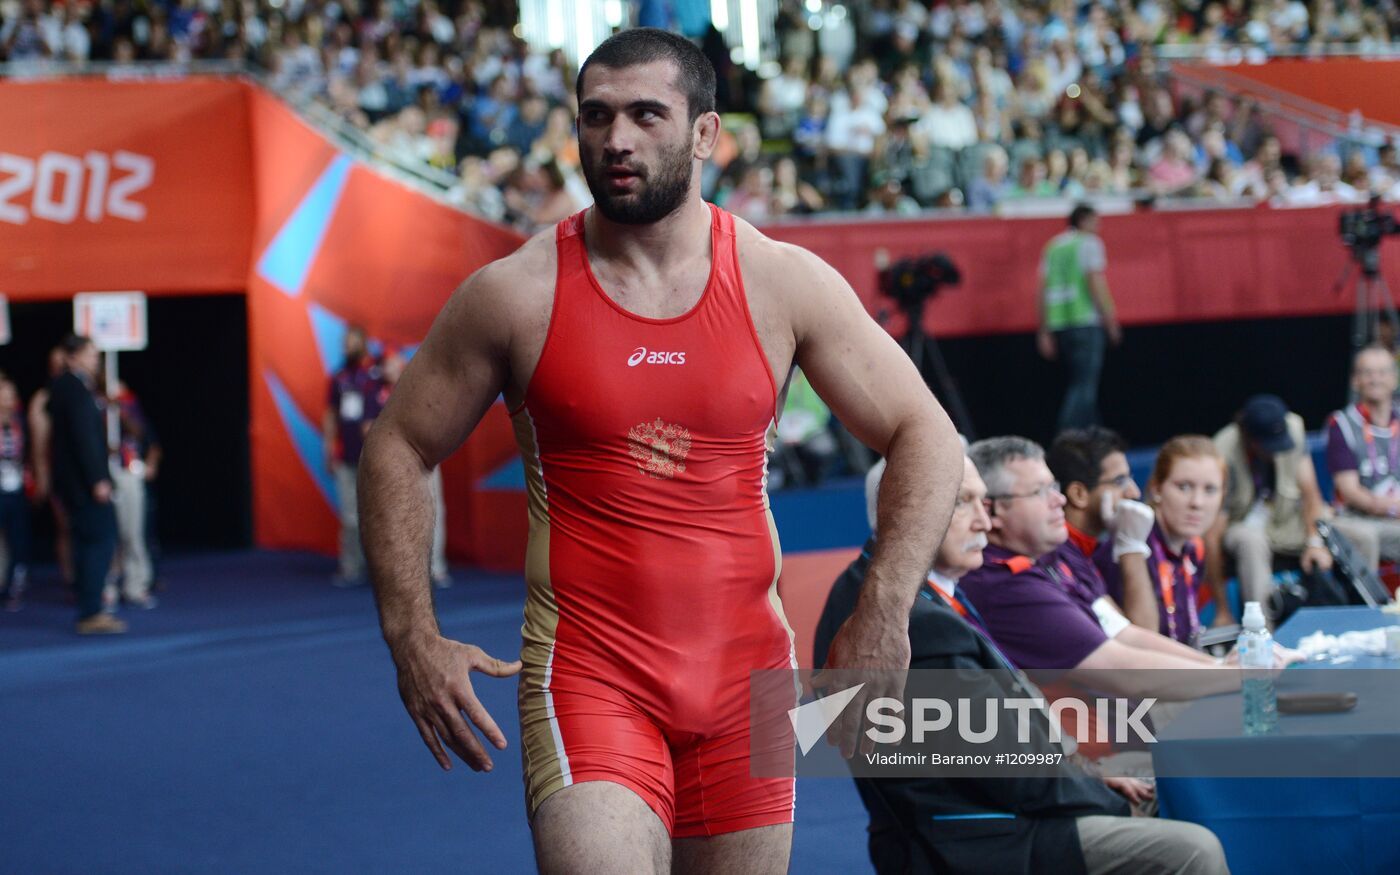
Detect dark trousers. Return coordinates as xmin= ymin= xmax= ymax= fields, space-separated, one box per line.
xmin=69 ymin=498 xmax=118 ymax=620
xmin=830 ymin=153 xmax=870 ymax=211
xmin=0 ymin=491 xmax=30 ymax=593
xmin=144 ymin=480 xmax=161 ymax=582
xmin=1056 ymin=325 xmax=1107 ymax=433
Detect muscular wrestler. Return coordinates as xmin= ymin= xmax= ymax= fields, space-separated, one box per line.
xmin=359 ymin=28 xmax=962 ymax=874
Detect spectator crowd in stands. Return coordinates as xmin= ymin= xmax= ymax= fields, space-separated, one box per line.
xmin=4 ymin=0 xmax=1400 ymax=228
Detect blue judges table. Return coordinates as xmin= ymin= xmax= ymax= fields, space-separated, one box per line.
xmin=1153 ymin=606 xmax=1400 ymax=875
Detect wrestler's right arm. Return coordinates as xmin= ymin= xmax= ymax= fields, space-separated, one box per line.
xmin=359 ymin=261 xmax=523 ymax=774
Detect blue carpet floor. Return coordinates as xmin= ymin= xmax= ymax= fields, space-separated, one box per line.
xmin=0 ymin=552 xmax=870 ymax=874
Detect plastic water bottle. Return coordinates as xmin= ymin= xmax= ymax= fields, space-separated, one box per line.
xmin=1239 ymin=601 xmax=1277 ymax=736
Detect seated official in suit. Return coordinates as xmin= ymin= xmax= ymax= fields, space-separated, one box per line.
xmin=813 ymin=455 xmax=1230 ymax=875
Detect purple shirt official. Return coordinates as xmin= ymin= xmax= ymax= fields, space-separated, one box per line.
xmin=959 ymin=542 xmax=1110 ymax=672
xmin=328 ymin=358 xmax=382 ymax=466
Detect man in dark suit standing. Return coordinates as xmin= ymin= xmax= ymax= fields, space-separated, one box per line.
xmin=48 ymin=334 xmax=123 ymax=635
xmin=814 ymin=455 xmax=1229 ymax=875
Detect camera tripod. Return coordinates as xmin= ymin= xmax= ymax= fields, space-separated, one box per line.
xmin=1333 ymin=251 xmax=1400 ymax=353
xmin=899 ymin=299 xmax=977 ymax=440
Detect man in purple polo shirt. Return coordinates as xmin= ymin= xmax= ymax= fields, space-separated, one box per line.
xmin=1045 ymin=427 xmax=1161 ymax=632
xmin=1325 ymin=344 xmax=1400 ymax=570
xmin=323 ymin=326 xmax=382 ymax=587
xmin=959 ymin=437 xmax=1232 ymax=696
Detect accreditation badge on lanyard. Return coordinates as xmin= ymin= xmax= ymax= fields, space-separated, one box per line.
xmin=0 ymin=460 xmax=20 ymax=493
xmin=1361 ymin=409 xmax=1400 ymax=497
xmin=0 ymin=421 xmax=21 ymax=492
xmin=1154 ymin=541 xmax=1200 ymax=644
xmin=339 ymin=390 xmax=364 ymax=422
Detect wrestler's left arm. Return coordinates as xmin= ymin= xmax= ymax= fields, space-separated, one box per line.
xmin=777 ymin=243 xmax=963 ymax=756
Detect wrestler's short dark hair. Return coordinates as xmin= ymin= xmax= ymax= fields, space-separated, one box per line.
xmin=577 ymin=28 xmax=716 ymax=123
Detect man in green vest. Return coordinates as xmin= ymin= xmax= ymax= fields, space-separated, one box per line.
xmin=1037 ymin=204 xmax=1122 ymax=433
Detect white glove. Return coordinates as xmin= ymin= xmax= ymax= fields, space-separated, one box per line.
xmin=1103 ymin=494 xmax=1155 ymax=560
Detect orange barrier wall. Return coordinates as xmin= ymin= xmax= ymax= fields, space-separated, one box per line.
xmin=1224 ymin=59 xmax=1400 ymax=127
xmin=0 ymin=79 xmax=254 ymax=297
xmin=244 ymin=88 xmax=523 ymax=558
xmin=0 ymin=78 xmax=526 ymax=563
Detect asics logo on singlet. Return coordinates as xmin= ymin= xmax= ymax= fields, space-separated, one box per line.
xmin=627 ymin=347 xmax=687 ymax=367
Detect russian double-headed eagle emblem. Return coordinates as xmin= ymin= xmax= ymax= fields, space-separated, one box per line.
xmin=627 ymin=418 xmax=692 ymax=480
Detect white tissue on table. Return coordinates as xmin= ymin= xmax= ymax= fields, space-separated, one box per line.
xmin=1295 ymin=628 xmax=1390 ymax=659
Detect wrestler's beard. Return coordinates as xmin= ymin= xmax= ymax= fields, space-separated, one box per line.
xmin=582 ymin=137 xmax=694 ymax=225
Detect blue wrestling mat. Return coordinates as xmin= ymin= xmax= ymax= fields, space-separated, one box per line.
xmin=0 ymin=551 xmax=869 ymax=874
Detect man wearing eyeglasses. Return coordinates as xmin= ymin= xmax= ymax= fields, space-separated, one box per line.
xmin=1045 ymin=427 xmax=1159 ymax=629
xmin=958 ymin=437 xmax=1231 ymax=695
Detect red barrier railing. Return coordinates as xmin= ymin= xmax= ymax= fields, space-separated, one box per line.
xmin=762 ymin=203 xmax=1391 ymax=341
